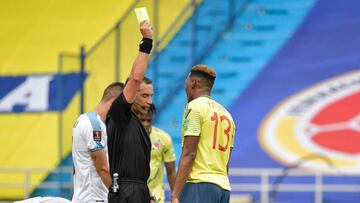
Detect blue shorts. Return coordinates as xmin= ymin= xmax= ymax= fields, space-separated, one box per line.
xmin=179 ymin=182 xmax=230 ymax=203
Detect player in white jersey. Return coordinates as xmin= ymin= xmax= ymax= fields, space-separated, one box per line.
xmin=72 ymin=82 xmax=124 ymax=203
xmin=15 ymin=196 xmax=71 ymax=203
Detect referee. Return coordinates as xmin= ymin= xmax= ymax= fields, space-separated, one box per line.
xmin=106 ymin=20 xmax=153 ymax=203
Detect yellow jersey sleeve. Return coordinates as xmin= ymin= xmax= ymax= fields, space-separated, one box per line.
xmin=162 ymin=132 xmax=176 ymax=163
xmin=182 ymin=102 xmax=201 ymax=137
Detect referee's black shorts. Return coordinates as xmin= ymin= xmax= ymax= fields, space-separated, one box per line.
xmin=108 ymin=179 xmax=150 ymax=203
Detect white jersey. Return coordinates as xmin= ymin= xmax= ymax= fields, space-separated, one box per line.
xmin=72 ymin=112 xmax=108 ymax=203
xmin=15 ymin=196 xmax=71 ymax=203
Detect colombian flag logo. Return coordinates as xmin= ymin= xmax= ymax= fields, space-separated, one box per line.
xmin=259 ymin=70 xmax=360 ymax=173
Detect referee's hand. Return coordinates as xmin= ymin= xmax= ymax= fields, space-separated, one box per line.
xmin=140 ymin=20 xmax=152 ymax=39
xmin=171 ymin=196 xmax=180 ymax=203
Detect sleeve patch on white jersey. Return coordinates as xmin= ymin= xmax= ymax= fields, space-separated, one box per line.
xmin=93 ymin=130 xmax=102 ymax=141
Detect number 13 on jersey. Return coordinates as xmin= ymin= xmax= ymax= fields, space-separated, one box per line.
xmin=211 ymin=112 xmax=233 ymax=152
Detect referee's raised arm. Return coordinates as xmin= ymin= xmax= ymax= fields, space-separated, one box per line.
xmin=123 ymin=20 xmax=153 ymax=104
xmin=107 ymin=21 xmax=152 ymax=122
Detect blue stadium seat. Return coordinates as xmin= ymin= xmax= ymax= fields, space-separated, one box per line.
xmin=151 ymin=0 xmax=317 ymax=164
xmin=36 ymin=0 xmax=317 ymax=199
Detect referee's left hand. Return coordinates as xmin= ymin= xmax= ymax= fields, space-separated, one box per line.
xmin=150 ymin=195 xmax=156 ymax=203
xmin=140 ymin=20 xmax=152 ymax=39
xmin=171 ymin=196 xmax=180 ymax=203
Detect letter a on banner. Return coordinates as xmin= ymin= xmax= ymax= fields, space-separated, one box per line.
xmin=0 ymin=75 xmax=53 ymax=112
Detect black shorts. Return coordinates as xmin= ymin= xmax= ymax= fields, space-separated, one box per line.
xmin=108 ymin=180 xmax=150 ymax=203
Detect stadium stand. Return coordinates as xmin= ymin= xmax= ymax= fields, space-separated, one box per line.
xmin=228 ymin=0 xmax=360 ymax=202
xmin=0 ymin=0 xmax=193 ymax=200
xmin=0 ymin=0 xmax=135 ymax=200
xmin=31 ymin=0 xmax=195 ymax=199
xmin=153 ymin=0 xmax=317 ymax=159
xmin=2 ymin=0 xmax=360 ymax=202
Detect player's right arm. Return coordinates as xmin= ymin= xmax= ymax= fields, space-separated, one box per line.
xmin=90 ymin=150 xmax=111 ymax=188
xmin=163 ymin=132 xmax=177 ymax=191
xmin=123 ymin=20 xmax=153 ymax=103
xmin=80 ymin=115 xmax=111 ymax=189
xmin=165 ymin=161 xmax=176 ymax=191
xmin=172 ymin=104 xmax=201 ymax=203
xmin=171 ymin=136 xmax=199 ymax=203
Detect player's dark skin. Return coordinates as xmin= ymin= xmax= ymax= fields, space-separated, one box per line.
xmin=171 ymin=72 xmax=233 ymax=203
xmin=171 ymin=74 xmax=207 ymax=203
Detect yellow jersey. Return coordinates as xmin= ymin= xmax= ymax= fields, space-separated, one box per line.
xmin=147 ymin=127 xmax=176 ymax=203
xmin=182 ymin=96 xmax=235 ymax=191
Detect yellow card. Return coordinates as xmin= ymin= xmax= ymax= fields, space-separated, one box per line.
xmin=134 ymin=7 xmax=150 ymax=23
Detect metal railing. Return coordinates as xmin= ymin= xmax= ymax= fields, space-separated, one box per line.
xmin=1 ymin=167 xmax=360 ymax=202
xmin=0 ymin=167 xmax=72 ymax=199
xmin=53 ymin=0 xmax=198 ymax=175
xmin=79 ymin=0 xmax=197 ymax=107
xmin=229 ymin=168 xmax=360 ymax=203
xmin=54 ymin=0 xmax=250 ymax=164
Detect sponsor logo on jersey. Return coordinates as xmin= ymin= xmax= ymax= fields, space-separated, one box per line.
xmin=153 ymin=140 xmax=161 ymax=150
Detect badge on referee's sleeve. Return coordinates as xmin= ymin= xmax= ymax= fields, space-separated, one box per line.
xmin=93 ymin=131 xmax=102 ymax=141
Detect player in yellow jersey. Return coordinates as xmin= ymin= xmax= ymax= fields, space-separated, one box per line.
xmin=171 ymin=64 xmax=235 ymax=203
xmin=138 ymin=104 xmax=177 ymax=203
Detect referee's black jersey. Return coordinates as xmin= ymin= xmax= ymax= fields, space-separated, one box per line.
xmin=106 ymin=93 xmax=151 ymax=182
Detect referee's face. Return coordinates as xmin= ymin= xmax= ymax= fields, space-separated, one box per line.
xmin=134 ymin=82 xmax=153 ymax=114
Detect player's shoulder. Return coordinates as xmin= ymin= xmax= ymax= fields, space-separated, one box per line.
xmin=151 ymin=126 xmax=170 ymax=137
xmin=206 ymin=97 xmax=231 ymax=114
xmin=73 ymin=113 xmax=92 ymax=129
xmin=187 ymin=96 xmax=208 ymax=109
xmin=151 ymin=126 xmax=172 ymax=140
xmin=77 ymin=113 xmax=88 ymax=121
xmin=190 ymin=96 xmax=206 ymax=104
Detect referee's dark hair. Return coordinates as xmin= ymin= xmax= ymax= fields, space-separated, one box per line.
xmin=190 ymin=64 xmax=216 ymax=89
xmin=101 ymin=82 xmax=125 ymax=102
xmin=142 ymin=76 xmax=152 ymax=84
